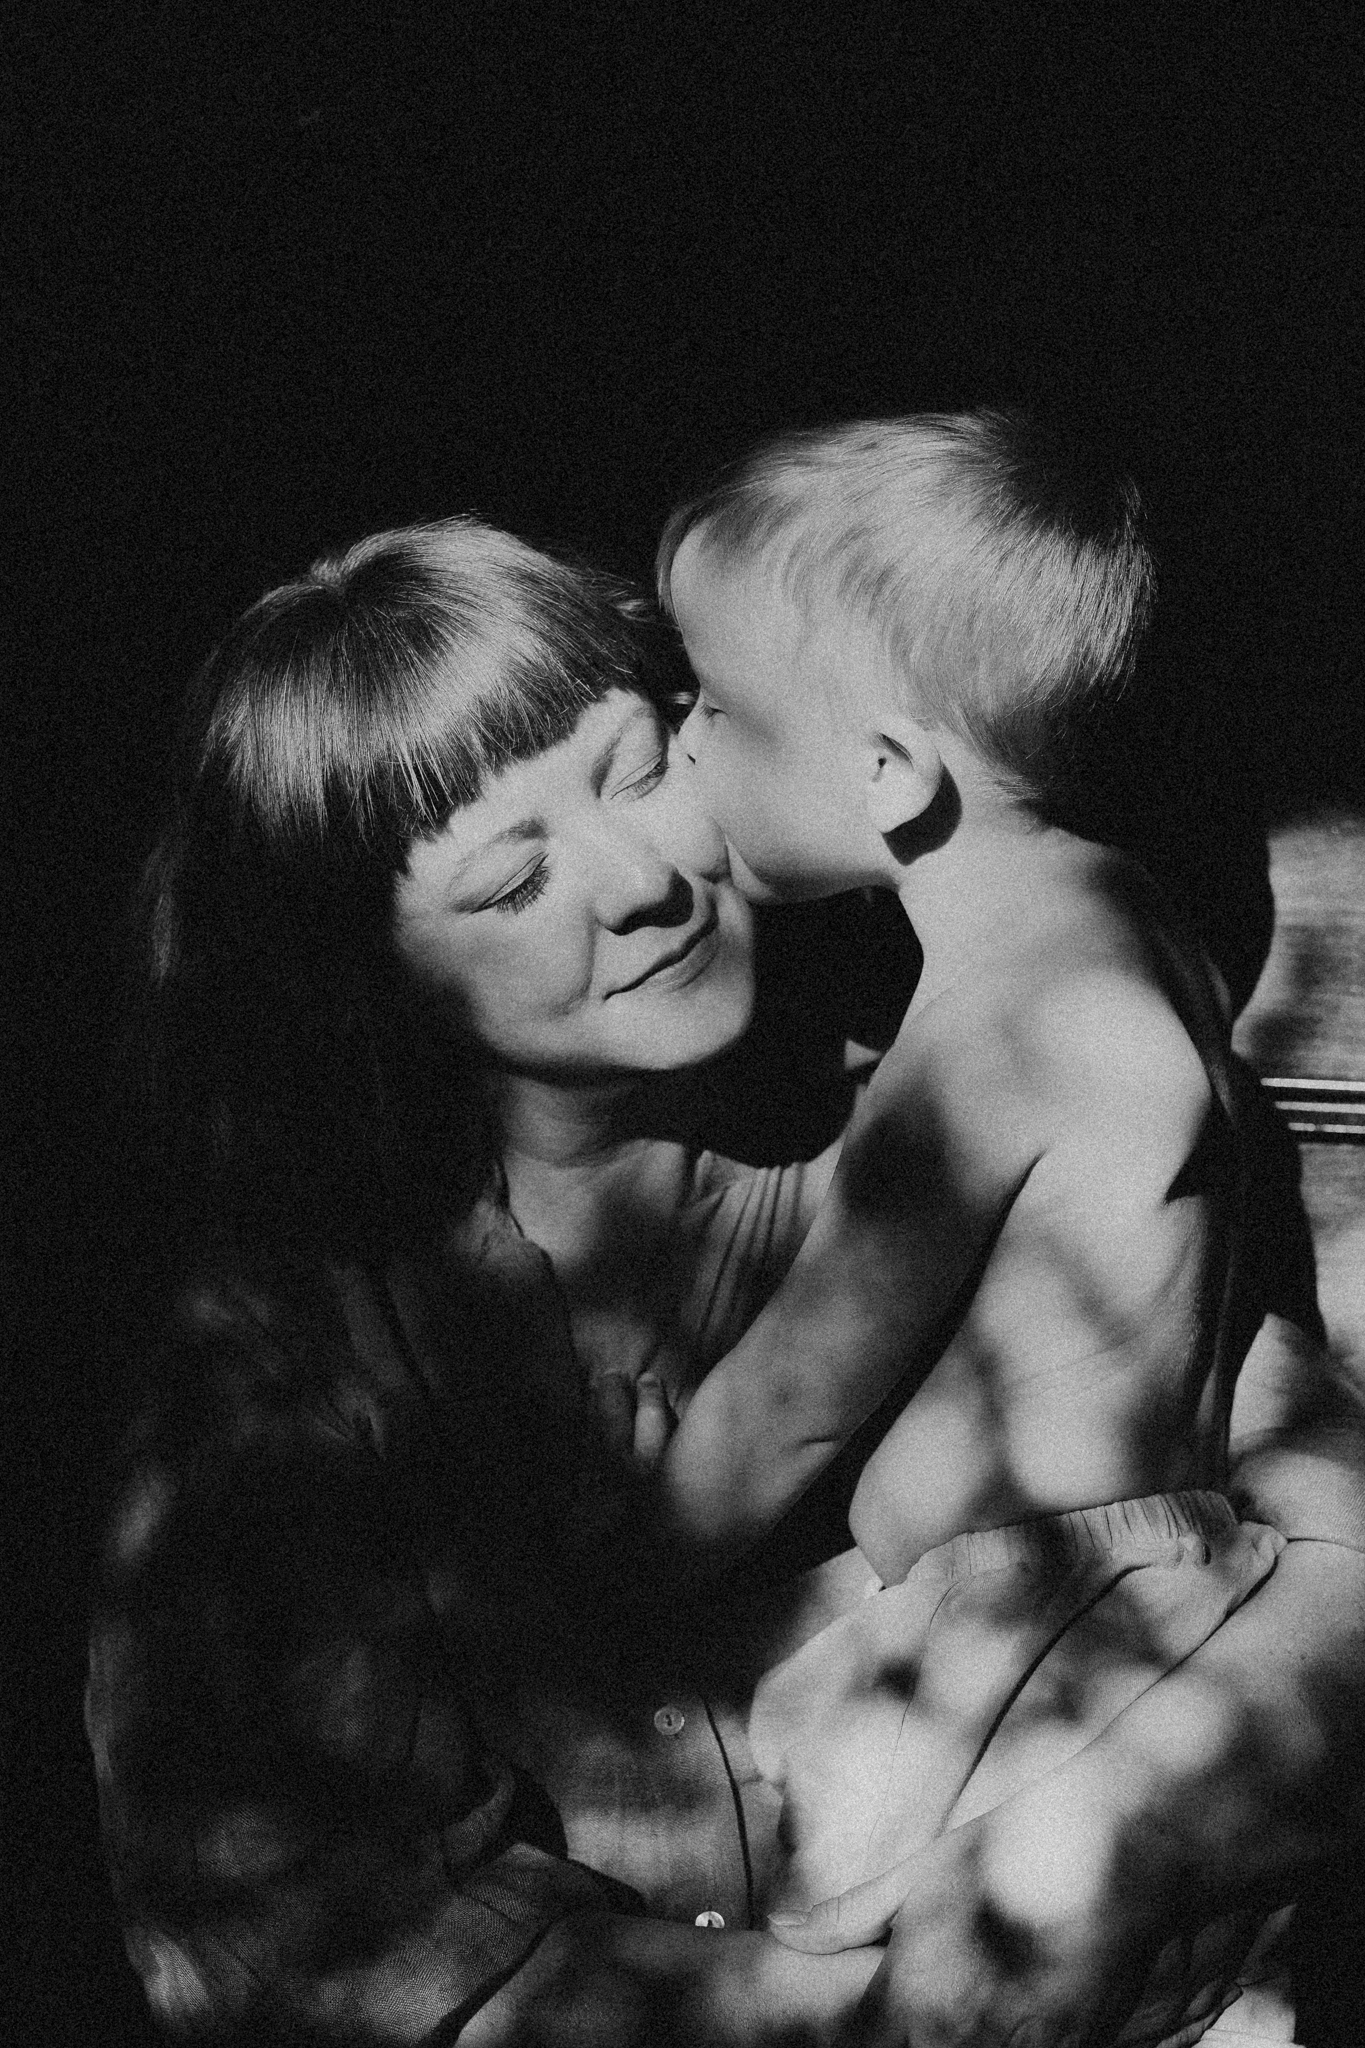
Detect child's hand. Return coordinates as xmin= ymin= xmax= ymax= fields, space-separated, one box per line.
xmin=768 ymin=1781 xmax=1257 ymax=2046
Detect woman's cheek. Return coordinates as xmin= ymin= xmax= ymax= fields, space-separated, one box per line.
xmin=507 ymin=921 xmax=597 ymax=1017
xmin=660 ymin=777 xmax=732 ymax=879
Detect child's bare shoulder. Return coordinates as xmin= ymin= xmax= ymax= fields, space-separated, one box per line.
xmin=992 ymin=938 xmax=1219 ymax=1172
xmin=873 ymin=935 xmax=1216 ymax=1171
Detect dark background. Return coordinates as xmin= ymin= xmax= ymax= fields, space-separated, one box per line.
xmin=8 ymin=4 xmax=1364 ymax=2040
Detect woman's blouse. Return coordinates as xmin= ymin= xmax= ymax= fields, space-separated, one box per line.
xmin=87 ymin=1150 xmax=834 ymax=2042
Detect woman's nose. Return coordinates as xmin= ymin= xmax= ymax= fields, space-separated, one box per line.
xmin=593 ymin=827 xmax=693 ymax=932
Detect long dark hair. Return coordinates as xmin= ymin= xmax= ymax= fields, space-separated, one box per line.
xmin=132 ymin=516 xmax=682 ymax=1268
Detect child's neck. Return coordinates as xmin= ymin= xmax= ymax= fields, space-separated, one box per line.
xmin=892 ymin=796 xmax=1103 ymax=1002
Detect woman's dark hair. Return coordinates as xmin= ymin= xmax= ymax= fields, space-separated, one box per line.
xmin=133 ymin=517 xmax=681 ymax=1266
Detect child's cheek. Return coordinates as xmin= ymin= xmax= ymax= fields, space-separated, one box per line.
xmin=721 ymin=840 xmax=782 ymax=904
xmin=702 ymin=744 xmax=746 ymax=819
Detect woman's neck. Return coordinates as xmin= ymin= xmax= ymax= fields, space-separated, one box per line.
xmin=488 ymin=1070 xmax=693 ymax=1272
xmin=492 ymin=1070 xmax=648 ymax=1168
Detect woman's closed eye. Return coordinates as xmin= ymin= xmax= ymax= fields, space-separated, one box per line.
xmin=612 ymin=744 xmax=670 ymax=799
xmin=483 ymin=860 xmax=550 ymax=915
xmin=606 ymin=710 xmax=672 ymax=800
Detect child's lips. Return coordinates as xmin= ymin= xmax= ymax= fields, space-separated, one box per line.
xmin=611 ymin=913 xmax=720 ymax=994
xmin=723 ymin=840 xmax=783 ymax=904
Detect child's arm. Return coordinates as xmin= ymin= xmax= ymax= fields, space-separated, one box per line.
xmin=659 ymin=1019 xmax=1046 ymax=1563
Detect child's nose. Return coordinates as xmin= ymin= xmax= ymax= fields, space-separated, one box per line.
xmin=677 ymin=698 xmax=703 ymax=765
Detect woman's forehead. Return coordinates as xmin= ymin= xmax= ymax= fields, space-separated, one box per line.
xmin=407 ymin=688 xmax=657 ymax=867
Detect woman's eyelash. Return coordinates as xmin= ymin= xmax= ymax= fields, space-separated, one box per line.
xmin=480 ymin=740 xmax=665 ymax=912
xmin=618 ymin=749 xmax=669 ymax=795
xmin=489 ymin=862 xmax=549 ymax=914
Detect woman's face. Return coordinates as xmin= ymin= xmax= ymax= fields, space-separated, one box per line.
xmin=392 ymin=690 xmax=755 ymax=1081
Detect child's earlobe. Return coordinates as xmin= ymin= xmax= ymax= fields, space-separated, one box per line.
xmin=863 ymin=730 xmax=943 ymax=836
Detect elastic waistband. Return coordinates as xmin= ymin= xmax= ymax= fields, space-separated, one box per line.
xmin=919 ymin=1491 xmax=1243 ymax=1586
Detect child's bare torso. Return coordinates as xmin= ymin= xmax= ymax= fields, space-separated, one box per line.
xmin=847 ymin=878 xmax=1240 ymax=1581
xmin=663 ymin=851 xmax=1243 ymax=1585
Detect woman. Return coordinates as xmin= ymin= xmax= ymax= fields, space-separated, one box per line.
xmin=89 ymin=516 xmax=1365 ymax=2047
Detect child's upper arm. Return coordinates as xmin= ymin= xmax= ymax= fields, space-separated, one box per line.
xmin=1029 ymin=966 xmax=1219 ymax=1154
xmin=793 ymin=1131 xmax=845 ymax=1238
xmin=995 ymin=966 xmax=1228 ymax=1325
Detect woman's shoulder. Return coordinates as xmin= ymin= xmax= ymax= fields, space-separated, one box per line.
xmin=93 ymin=1245 xmax=454 ymax=1659
xmin=134 ymin=1247 xmax=405 ymax=1450
xmin=97 ymin=1256 xmax=410 ymax=1601
xmin=100 ymin=1215 xmax=592 ymax=1635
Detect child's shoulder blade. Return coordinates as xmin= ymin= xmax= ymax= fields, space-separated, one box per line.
xmin=1014 ymin=951 xmax=1218 ymax=1162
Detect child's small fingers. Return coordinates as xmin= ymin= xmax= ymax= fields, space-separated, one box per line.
xmin=633 ymin=1373 xmax=673 ymax=1467
xmin=768 ymin=1865 xmax=909 ymax=1952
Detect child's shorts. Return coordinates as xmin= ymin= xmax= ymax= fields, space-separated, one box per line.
xmin=749 ymin=1490 xmax=1297 ymax=2042
xmin=750 ymin=1490 xmax=1283 ymax=1903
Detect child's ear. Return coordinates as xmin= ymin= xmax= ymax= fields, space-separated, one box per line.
xmin=862 ymin=719 xmax=943 ymax=836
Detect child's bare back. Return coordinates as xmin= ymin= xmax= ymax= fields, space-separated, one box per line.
xmin=845 ymin=847 xmax=1237 ymax=1581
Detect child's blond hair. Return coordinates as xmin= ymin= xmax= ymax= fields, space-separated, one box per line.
xmin=657 ymin=410 xmax=1155 ymax=811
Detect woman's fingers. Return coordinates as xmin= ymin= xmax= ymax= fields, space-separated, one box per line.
xmin=591 ymin=1372 xmax=636 ymax=1460
xmin=632 ymin=1372 xmax=673 ymax=1467
xmin=767 ymin=1865 xmax=909 ymax=1953
xmin=590 ymin=1369 xmax=676 ymax=1466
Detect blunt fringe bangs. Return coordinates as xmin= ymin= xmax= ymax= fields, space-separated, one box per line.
xmin=658 ymin=411 xmax=1156 ymax=810
xmin=204 ymin=519 xmax=651 ymax=862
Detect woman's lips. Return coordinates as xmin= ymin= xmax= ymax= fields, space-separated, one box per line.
xmin=612 ymin=913 xmax=721 ymax=994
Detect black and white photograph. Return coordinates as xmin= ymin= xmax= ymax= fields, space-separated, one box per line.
xmin=9 ymin=7 xmax=1365 ymax=2043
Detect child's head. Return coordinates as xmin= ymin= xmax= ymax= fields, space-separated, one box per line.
xmin=658 ymin=410 xmax=1155 ymax=863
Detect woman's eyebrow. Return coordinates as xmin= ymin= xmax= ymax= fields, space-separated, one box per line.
xmin=442 ymin=820 xmax=546 ymax=887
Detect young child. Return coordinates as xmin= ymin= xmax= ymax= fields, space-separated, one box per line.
xmin=649 ymin=413 xmax=1285 ymax=1935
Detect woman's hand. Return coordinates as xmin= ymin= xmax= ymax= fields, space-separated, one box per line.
xmin=590 ymin=1364 xmax=681 ymax=1469
xmin=768 ymin=1774 xmax=1255 ymax=2048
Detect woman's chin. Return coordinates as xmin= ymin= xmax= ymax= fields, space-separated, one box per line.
xmin=613 ymin=969 xmax=756 ymax=1075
